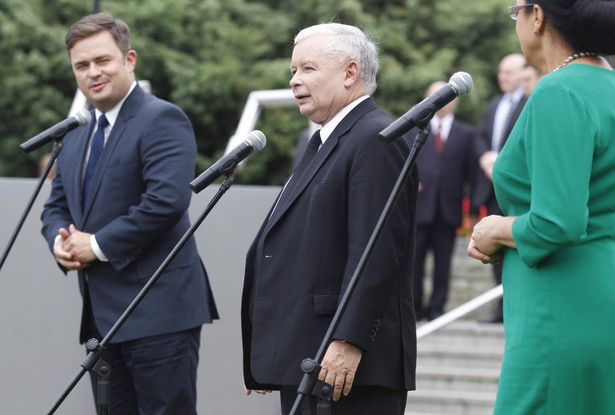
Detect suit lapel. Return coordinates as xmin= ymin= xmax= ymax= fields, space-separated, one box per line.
xmin=264 ymin=98 xmax=377 ymax=233
xmin=82 ymin=85 xmax=144 ymax=219
xmin=74 ymin=113 xmax=96 ymax=226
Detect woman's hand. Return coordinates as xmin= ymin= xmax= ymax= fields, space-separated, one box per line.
xmin=468 ymin=215 xmax=516 ymax=264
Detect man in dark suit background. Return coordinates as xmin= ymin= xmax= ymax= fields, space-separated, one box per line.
xmin=242 ymin=23 xmax=418 ymax=415
xmin=472 ymin=53 xmax=526 ymax=323
xmin=413 ymin=81 xmax=479 ymax=321
xmin=41 ymin=13 xmax=218 ymax=414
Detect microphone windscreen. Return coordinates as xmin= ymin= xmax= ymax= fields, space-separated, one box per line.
xmin=246 ymin=130 xmax=266 ymax=151
xmin=74 ymin=108 xmax=92 ymax=126
xmin=449 ymin=72 xmax=473 ymax=96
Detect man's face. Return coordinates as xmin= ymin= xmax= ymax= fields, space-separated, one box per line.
xmin=521 ymin=66 xmax=541 ymax=97
xmin=289 ymin=34 xmax=352 ymax=126
xmin=69 ymin=30 xmax=136 ymax=113
xmin=497 ymin=57 xmax=523 ymax=94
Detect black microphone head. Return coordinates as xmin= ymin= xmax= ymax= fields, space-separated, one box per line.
xmin=246 ymin=130 xmax=266 ymax=151
xmin=73 ymin=108 xmax=92 ymax=126
xmin=449 ymin=72 xmax=473 ymax=96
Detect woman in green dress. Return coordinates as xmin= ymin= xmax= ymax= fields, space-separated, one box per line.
xmin=467 ymin=0 xmax=615 ymax=413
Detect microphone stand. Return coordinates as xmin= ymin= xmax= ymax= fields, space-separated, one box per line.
xmin=45 ymin=176 xmax=235 ymax=415
xmin=0 ymin=141 xmax=63 ymax=273
xmin=289 ymin=126 xmax=430 ymax=415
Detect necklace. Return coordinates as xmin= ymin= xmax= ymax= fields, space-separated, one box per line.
xmin=553 ymin=52 xmax=598 ymax=72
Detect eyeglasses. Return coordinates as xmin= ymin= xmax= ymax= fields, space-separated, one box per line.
xmin=508 ymin=3 xmax=536 ymax=20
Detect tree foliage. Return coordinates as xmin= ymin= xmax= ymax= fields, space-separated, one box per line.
xmin=0 ymin=0 xmax=519 ymax=184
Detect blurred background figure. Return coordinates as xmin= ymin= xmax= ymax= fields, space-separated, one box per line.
xmin=413 ymin=81 xmax=479 ymax=321
xmin=472 ymin=53 xmax=527 ymax=323
xmin=521 ymin=63 xmax=543 ymax=98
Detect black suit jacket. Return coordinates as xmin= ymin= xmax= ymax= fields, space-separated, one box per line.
xmin=41 ymin=85 xmax=218 ymax=343
xmin=472 ymin=94 xmax=527 ymax=212
xmin=241 ymin=97 xmax=418 ymax=391
xmin=415 ymin=117 xmax=478 ymax=227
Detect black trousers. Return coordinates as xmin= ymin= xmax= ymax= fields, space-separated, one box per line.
xmin=413 ymin=223 xmax=457 ymax=318
xmin=87 ymin=326 xmax=201 ymax=415
xmin=280 ymin=385 xmax=407 ymax=415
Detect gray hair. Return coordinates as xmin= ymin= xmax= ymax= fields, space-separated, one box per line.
xmin=294 ymin=23 xmax=380 ymax=95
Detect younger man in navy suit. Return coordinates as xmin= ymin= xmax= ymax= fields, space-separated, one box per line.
xmin=41 ymin=13 xmax=217 ymax=414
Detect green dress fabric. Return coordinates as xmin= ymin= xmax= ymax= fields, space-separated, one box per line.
xmin=492 ymin=64 xmax=615 ymax=414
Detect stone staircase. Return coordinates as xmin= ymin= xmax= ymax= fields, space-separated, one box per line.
xmin=407 ymin=321 xmax=504 ymax=414
xmin=405 ymin=237 xmax=505 ymax=415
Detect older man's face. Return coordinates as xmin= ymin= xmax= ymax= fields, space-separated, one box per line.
xmin=290 ymin=34 xmax=352 ymax=126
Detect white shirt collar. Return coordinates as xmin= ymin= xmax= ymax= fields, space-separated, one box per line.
xmin=430 ymin=113 xmax=454 ymax=141
xmin=94 ymin=81 xmax=137 ymax=127
xmin=317 ymin=95 xmax=370 ymax=143
xmin=504 ymin=87 xmax=525 ymax=105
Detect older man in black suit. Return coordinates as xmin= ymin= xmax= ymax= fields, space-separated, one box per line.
xmin=241 ymin=23 xmax=418 ymax=415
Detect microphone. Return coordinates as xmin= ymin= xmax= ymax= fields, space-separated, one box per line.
xmin=20 ymin=108 xmax=92 ymax=154
xmin=190 ymin=130 xmax=267 ymax=193
xmin=379 ymin=72 xmax=473 ymax=144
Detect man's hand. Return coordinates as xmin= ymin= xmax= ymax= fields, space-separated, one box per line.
xmin=319 ymin=339 xmax=363 ymax=401
xmin=54 ymin=224 xmax=96 ymax=270
xmin=244 ymin=388 xmax=272 ymax=396
xmin=479 ymin=151 xmax=498 ymax=181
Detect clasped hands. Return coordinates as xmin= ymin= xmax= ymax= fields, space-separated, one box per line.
xmin=53 ymin=224 xmax=97 ymax=270
xmin=467 ymin=215 xmax=510 ymax=265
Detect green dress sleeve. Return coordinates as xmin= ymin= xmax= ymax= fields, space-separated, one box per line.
xmin=511 ymin=83 xmax=596 ymax=267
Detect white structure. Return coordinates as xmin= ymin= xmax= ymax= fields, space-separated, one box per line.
xmin=224 ymin=89 xmax=318 ymax=156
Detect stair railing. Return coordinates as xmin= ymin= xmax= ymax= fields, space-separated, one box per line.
xmin=416 ymin=284 xmax=503 ymax=340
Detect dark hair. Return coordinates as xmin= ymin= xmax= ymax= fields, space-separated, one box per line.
xmin=533 ymin=0 xmax=615 ymax=55
xmin=65 ymin=13 xmax=131 ymax=55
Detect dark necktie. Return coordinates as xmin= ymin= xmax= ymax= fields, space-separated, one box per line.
xmin=83 ymin=114 xmax=108 ymax=206
xmin=284 ymin=129 xmax=321 ymax=196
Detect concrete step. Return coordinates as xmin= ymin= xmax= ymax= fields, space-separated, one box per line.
xmin=416 ymin=365 xmax=500 ymax=393
xmin=407 ymin=321 xmax=503 ymax=414
xmin=405 ymin=239 xmax=503 ymax=414
xmin=407 ymin=389 xmax=496 ymax=415
xmin=417 ymin=343 xmax=503 ymax=369
xmin=418 ymin=321 xmax=505 ymax=346
xmin=405 ymin=413 xmax=465 ymax=415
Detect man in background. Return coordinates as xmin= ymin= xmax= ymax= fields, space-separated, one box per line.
xmin=413 ymin=81 xmax=478 ymax=321
xmin=521 ymin=63 xmax=543 ymax=98
xmin=41 ymin=13 xmax=217 ymax=414
xmin=242 ymin=23 xmax=417 ymax=415
xmin=472 ymin=53 xmax=527 ymax=323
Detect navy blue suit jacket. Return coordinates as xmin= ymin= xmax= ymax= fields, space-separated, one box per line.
xmin=241 ymin=98 xmax=418 ymax=391
xmin=415 ymin=117 xmax=478 ymax=227
xmin=42 ymin=85 xmax=218 ymax=343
